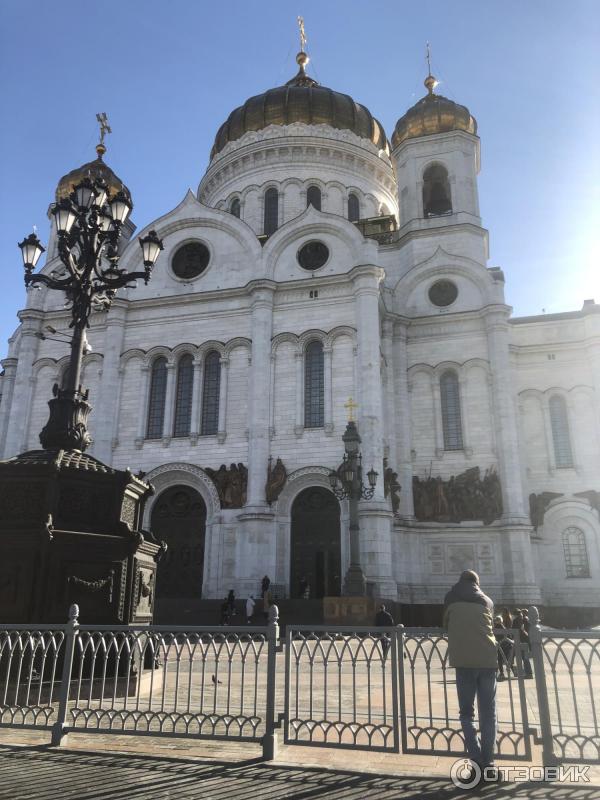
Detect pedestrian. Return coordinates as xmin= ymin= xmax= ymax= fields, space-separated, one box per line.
xmin=261 ymin=576 xmax=271 ymax=622
xmin=520 ymin=608 xmax=533 ymax=678
xmin=226 ymin=589 xmax=237 ymax=617
xmin=493 ymin=615 xmax=514 ymax=680
xmin=500 ymin=607 xmax=513 ymax=630
xmin=375 ymin=603 xmax=394 ymax=659
xmin=443 ymin=570 xmax=499 ymax=781
xmin=298 ymin=575 xmax=310 ymax=599
xmin=220 ymin=599 xmax=230 ymax=626
xmin=245 ymin=595 xmax=255 ymax=625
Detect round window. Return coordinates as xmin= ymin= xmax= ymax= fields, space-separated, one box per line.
xmin=297 ymin=241 xmax=329 ymax=271
xmin=172 ymin=241 xmax=210 ymax=280
xmin=428 ymin=279 xmax=458 ymax=307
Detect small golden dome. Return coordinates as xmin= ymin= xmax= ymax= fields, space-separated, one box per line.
xmin=392 ymin=74 xmax=477 ymax=148
xmin=55 ymin=143 xmax=132 ymax=204
xmin=210 ymin=54 xmax=389 ymax=159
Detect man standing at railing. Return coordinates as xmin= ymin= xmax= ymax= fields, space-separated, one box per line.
xmin=443 ymin=570 xmax=499 ymax=782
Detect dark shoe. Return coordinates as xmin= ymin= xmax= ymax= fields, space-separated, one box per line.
xmin=497 ymin=673 xmax=506 ymax=681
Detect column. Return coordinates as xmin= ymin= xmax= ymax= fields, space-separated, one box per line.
xmin=93 ymin=303 xmax=126 ymax=464
xmin=190 ymin=358 xmax=203 ymax=442
xmin=294 ymin=350 xmax=303 ymax=437
xmin=3 ymin=310 xmax=42 ymax=458
xmin=353 ymin=267 xmax=385 ymax=500
xmin=246 ymin=284 xmax=275 ymax=506
xmin=217 ymin=356 xmax=229 ymax=443
xmin=323 ymin=345 xmax=333 ymax=435
xmin=0 ymin=358 xmax=18 ymax=457
xmin=392 ymin=321 xmax=415 ymax=518
xmin=486 ymin=309 xmax=528 ymax=522
xmin=162 ymin=363 xmax=176 ymax=445
xmin=380 ymin=319 xmax=396 ymax=468
xmin=135 ymin=363 xmax=150 ymax=447
xmin=353 ymin=266 xmax=396 ymax=599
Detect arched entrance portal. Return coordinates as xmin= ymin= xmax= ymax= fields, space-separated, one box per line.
xmin=151 ymin=485 xmax=206 ymax=623
xmin=290 ymin=487 xmax=341 ymax=599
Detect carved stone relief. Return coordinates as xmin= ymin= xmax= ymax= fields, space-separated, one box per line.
xmin=413 ymin=466 xmax=502 ymax=525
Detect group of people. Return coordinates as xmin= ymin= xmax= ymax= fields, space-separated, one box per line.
xmin=493 ymin=606 xmax=534 ymax=680
xmin=219 ymin=575 xmax=273 ymax=625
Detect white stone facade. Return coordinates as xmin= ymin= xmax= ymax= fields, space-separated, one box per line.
xmin=2 ymin=82 xmax=599 ymax=620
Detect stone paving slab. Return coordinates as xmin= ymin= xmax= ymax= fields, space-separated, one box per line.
xmin=0 ymin=730 xmax=598 ymax=799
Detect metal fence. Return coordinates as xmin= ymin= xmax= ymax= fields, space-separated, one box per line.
xmin=1 ymin=604 xmax=598 ymax=766
xmin=284 ymin=626 xmax=399 ymax=752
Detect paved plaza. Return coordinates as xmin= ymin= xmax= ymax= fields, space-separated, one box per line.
xmin=0 ymin=728 xmax=598 ymax=800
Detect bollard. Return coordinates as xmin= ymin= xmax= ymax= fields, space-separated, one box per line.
xmin=50 ymin=604 xmax=79 ymax=747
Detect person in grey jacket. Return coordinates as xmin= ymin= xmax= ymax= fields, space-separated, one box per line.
xmin=443 ymin=570 xmax=498 ymax=774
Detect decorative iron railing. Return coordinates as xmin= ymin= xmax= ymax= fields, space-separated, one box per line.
xmin=284 ymin=626 xmax=399 ymax=751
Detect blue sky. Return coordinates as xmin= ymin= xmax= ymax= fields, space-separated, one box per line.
xmin=1 ymin=0 xmax=598 ymax=353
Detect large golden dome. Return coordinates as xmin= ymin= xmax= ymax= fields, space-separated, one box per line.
xmin=392 ymin=74 xmax=477 ymax=148
xmin=55 ymin=144 xmax=132 ymax=204
xmin=210 ymin=52 xmax=389 ymax=159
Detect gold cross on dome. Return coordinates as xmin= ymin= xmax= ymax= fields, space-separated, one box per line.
xmin=297 ymin=16 xmax=307 ymax=52
xmin=344 ymin=396 xmax=358 ymax=421
xmin=96 ymin=112 xmax=112 ymax=146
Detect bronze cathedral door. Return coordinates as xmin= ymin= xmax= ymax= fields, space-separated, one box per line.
xmin=290 ymin=487 xmax=341 ymax=599
xmin=151 ymin=486 xmax=206 ymax=623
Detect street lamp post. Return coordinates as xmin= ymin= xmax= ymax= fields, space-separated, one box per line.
xmin=328 ymin=414 xmax=378 ymax=596
xmin=18 ymin=180 xmax=163 ymax=452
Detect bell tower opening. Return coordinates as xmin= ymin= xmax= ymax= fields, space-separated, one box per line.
xmin=290 ymin=486 xmax=341 ymax=599
xmin=423 ymin=163 xmax=452 ymax=217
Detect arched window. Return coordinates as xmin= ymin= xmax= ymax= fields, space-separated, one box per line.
xmin=230 ymin=197 xmax=240 ymax=218
xmin=263 ymin=188 xmax=279 ymax=236
xmin=304 ymin=341 xmax=324 ymax=428
xmin=348 ymin=193 xmax=360 ymax=222
xmin=423 ymin=164 xmax=452 ymax=217
xmin=440 ymin=370 xmax=463 ymax=450
xmin=380 ymin=203 xmax=390 ymax=217
xmin=306 ymin=185 xmax=321 ymax=211
xmin=549 ymin=395 xmax=573 ymax=468
xmin=173 ymin=354 xmax=194 ymax=437
xmin=201 ymin=350 xmax=221 ymax=435
xmin=146 ymin=357 xmax=168 ymax=439
xmin=563 ymin=527 xmax=590 ymax=578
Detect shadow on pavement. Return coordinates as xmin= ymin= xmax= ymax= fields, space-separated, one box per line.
xmin=0 ymin=744 xmax=597 ymax=799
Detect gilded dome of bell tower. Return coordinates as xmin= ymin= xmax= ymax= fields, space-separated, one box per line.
xmin=392 ymin=69 xmax=477 ymax=148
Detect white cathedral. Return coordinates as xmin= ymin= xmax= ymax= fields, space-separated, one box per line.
xmin=1 ymin=47 xmax=599 ymax=625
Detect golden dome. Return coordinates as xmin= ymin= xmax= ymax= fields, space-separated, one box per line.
xmin=392 ymin=74 xmax=477 ymax=148
xmin=55 ymin=143 xmax=132 ymax=204
xmin=210 ymin=52 xmax=389 ymax=159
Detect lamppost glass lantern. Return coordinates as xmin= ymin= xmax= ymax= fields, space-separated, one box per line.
xmin=139 ymin=230 xmax=164 ymax=268
xmin=53 ymin=200 xmax=77 ymax=234
xmin=341 ymin=457 xmax=354 ymax=486
xmin=18 ymin=233 xmax=45 ymax=271
xmin=73 ymin=177 xmax=96 ymax=210
xmin=367 ymin=466 xmax=378 ymax=489
xmin=328 ymin=470 xmax=339 ymax=491
xmin=109 ymin=190 xmax=132 ymax=225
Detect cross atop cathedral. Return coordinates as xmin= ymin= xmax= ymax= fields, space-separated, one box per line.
xmin=96 ymin=112 xmax=112 ymax=147
xmin=344 ymin=396 xmax=358 ymax=422
xmin=426 ymin=41 xmax=432 ymax=75
xmin=297 ymin=16 xmax=307 ymax=52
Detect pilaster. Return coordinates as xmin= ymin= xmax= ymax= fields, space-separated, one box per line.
xmin=3 ymin=310 xmax=43 ymax=457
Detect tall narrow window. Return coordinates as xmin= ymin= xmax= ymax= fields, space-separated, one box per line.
xmin=306 ymin=185 xmax=321 ymax=211
xmin=348 ymin=193 xmax=360 ymax=222
xmin=201 ymin=350 xmax=221 ymax=435
xmin=563 ymin=527 xmax=590 ymax=578
xmin=173 ymin=354 xmax=194 ymax=437
xmin=440 ymin=370 xmax=463 ymax=450
xmin=304 ymin=341 xmax=324 ymax=428
xmin=264 ymin=188 xmax=279 ymax=236
xmin=146 ymin=357 xmax=168 ymax=439
xmin=549 ymin=395 xmax=573 ymax=468
xmin=230 ymin=197 xmax=240 ymax=218
xmin=423 ymin=164 xmax=452 ymax=217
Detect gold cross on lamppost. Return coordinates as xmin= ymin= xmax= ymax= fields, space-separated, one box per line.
xmin=344 ymin=396 xmax=358 ymax=422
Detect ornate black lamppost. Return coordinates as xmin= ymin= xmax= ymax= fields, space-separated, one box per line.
xmin=328 ymin=401 xmax=378 ymax=596
xmin=18 ymin=180 xmax=162 ymax=452
xmin=0 ymin=120 xmax=165 ymax=626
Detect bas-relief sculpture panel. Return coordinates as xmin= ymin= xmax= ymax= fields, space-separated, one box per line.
xmin=426 ymin=540 xmax=498 ymax=579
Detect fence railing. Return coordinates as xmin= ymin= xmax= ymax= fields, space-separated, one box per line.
xmin=529 ymin=606 xmax=600 ymax=764
xmin=1 ymin=604 xmax=598 ymax=766
xmin=0 ymin=604 xmax=279 ymax=757
xmin=284 ymin=626 xmax=400 ymax=752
